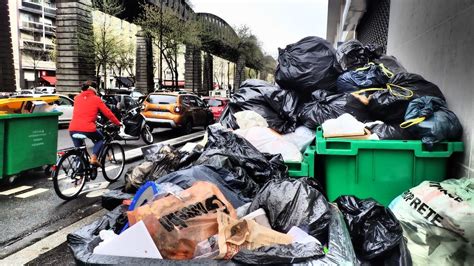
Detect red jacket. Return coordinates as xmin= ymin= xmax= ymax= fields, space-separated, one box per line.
xmin=69 ymin=90 xmax=121 ymax=132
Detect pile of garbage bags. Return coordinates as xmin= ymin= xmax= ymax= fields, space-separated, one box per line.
xmin=68 ymin=125 xmax=362 ymax=264
xmin=220 ymin=37 xmax=462 ymax=144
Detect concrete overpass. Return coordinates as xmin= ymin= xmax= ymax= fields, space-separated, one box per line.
xmin=54 ymin=0 xmax=248 ymax=95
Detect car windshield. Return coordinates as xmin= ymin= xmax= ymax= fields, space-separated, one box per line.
xmin=148 ymin=94 xmax=177 ymax=104
xmin=207 ymin=99 xmax=223 ymax=107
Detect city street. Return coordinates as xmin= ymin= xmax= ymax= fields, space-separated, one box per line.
xmin=0 ymin=127 xmax=201 ymax=264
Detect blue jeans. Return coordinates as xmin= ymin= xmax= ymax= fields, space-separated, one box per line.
xmin=70 ymin=131 xmax=104 ymax=156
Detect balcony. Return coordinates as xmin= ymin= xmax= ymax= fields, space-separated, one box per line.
xmin=21 ymin=40 xmax=55 ymax=51
xmin=20 ymin=21 xmax=56 ymax=36
xmin=20 ymin=0 xmax=57 ymax=18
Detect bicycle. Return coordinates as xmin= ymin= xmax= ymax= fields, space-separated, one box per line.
xmin=52 ymin=123 xmax=126 ymax=200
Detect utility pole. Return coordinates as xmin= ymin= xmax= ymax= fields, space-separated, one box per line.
xmin=159 ymin=0 xmax=163 ymax=89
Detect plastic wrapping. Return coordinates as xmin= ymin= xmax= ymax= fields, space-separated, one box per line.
xmin=235 ymin=127 xmax=303 ymax=162
xmin=219 ymin=79 xmax=298 ymax=133
xmin=247 ymin=178 xmax=331 ymax=242
xmin=298 ymin=90 xmax=371 ymax=130
xmin=156 ymin=165 xmax=253 ymax=208
xmin=196 ymin=125 xmax=288 ymax=187
xmin=336 ymin=63 xmax=390 ymax=93
xmin=276 ymin=36 xmax=341 ymax=94
xmin=335 ymin=196 xmax=411 ymax=264
xmin=127 ymin=181 xmax=237 ymax=260
xmin=404 ymin=96 xmax=462 ymax=147
xmin=389 ymin=178 xmax=474 ymax=265
xmin=368 ymin=72 xmax=445 ymax=123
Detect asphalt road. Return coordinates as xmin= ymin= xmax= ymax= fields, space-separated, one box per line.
xmin=0 ymin=126 xmax=195 ymax=263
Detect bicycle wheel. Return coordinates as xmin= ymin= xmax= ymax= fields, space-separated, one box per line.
xmin=53 ymin=151 xmax=87 ymax=200
xmin=101 ymin=143 xmax=125 ymax=182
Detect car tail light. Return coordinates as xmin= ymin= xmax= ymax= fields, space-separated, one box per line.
xmin=174 ymin=106 xmax=181 ymax=113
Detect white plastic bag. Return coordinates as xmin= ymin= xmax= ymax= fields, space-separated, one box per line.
xmin=322 ymin=113 xmax=365 ymax=136
xmin=282 ymin=126 xmax=315 ymax=152
xmin=234 ymin=127 xmax=303 ymax=162
xmin=234 ymin=110 xmax=269 ymax=129
xmin=389 ymin=177 xmax=474 ymax=265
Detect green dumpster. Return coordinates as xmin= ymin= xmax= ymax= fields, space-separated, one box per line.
xmin=315 ymin=127 xmax=464 ymax=206
xmin=0 ymin=112 xmax=61 ymax=180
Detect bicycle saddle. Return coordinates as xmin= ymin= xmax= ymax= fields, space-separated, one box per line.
xmin=72 ymin=133 xmax=88 ymax=140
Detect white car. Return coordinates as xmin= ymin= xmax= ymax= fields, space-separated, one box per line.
xmin=11 ymin=93 xmax=74 ymax=124
xmin=39 ymin=94 xmax=74 ymax=124
xmin=34 ymin=86 xmax=56 ymax=94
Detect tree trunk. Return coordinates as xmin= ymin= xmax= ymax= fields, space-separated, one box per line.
xmin=103 ymin=62 xmax=108 ymax=94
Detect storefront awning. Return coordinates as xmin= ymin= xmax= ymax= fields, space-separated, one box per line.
xmin=41 ymin=76 xmax=57 ymax=85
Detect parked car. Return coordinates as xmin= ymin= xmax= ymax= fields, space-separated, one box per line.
xmin=202 ymin=96 xmax=229 ymax=120
xmin=10 ymin=94 xmax=74 ymax=124
xmin=34 ymin=86 xmax=56 ymax=94
xmin=102 ymin=94 xmax=140 ymax=119
xmin=40 ymin=94 xmax=74 ymax=124
xmin=142 ymin=93 xmax=214 ymax=134
xmin=16 ymin=89 xmax=38 ymax=95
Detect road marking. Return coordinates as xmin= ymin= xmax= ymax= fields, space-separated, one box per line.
xmin=47 ymin=174 xmax=66 ymax=181
xmin=15 ymin=188 xmax=49 ymax=198
xmin=2 ymin=209 xmax=108 ymax=265
xmin=0 ymin=186 xmax=33 ymax=196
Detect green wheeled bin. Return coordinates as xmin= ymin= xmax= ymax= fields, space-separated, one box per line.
xmin=315 ymin=127 xmax=464 ymax=206
xmin=0 ymin=112 xmax=61 ymax=181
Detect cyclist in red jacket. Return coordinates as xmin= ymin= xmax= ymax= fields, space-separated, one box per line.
xmin=69 ymin=81 xmax=121 ymax=166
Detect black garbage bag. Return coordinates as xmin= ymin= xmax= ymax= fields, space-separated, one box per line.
xmin=403 ymin=96 xmax=462 ymax=147
xmin=156 ymin=165 xmax=253 ymax=208
xmin=101 ymin=188 xmax=134 ymax=211
xmin=298 ymin=90 xmax=371 ymax=129
xmin=247 ymin=178 xmax=331 ymax=242
xmin=335 ymin=196 xmax=411 ymax=264
xmin=219 ymin=79 xmax=298 ymax=133
xmin=374 ymin=55 xmax=407 ymax=75
xmin=124 ymin=145 xmax=183 ymax=193
xmin=364 ymin=44 xmax=384 ymax=60
xmin=234 ymin=203 xmax=358 ymax=265
xmin=336 ymin=39 xmax=369 ymax=71
xmin=336 ymin=63 xmax=390 ymax=93
xmin=233 ymin=242 xmax=323 ymax=265
xmin=275 ymin=36 xmax=341 ymax=94
xmin=368 ymin=72 xmax=445 ymax=123
xmin=196 ymin=125 xmax=288 ymax=187
xmin=366 ymin=122 xmax=413 ymax=140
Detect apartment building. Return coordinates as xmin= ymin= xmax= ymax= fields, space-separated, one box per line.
xmin=9 ymin=0 xmax=57 ymax=90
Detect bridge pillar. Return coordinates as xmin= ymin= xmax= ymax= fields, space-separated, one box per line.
xmin=184 ymin=45 xmax=202 ymax=94
xmin=135 ymin=31 xmax=154 ymax=93
xmin=56 ymin=0 xmax=95 ymax=93
xmin=233 ymin=55 xmax=246 ymax=89
xmin=202 ymin=52 xmax=213 ymax=96
xmin=0 ymin=0 xmax=16 ymax=92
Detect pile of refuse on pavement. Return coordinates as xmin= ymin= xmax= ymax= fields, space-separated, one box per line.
xmin=67 ymin=37 xmax=473 ymax=265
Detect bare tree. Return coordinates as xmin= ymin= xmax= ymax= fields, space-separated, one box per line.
xmin=137 ymin=4 xmax=202 ymax=91
xmin=90 ymin=0 xmax=125 ymax=93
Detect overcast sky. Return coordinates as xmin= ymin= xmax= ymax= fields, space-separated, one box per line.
xmin=191 ymin=0 xmax=328 ymax=58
